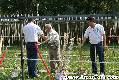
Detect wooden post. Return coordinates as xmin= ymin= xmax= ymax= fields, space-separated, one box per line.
xmin=19 ymin=18 xmax=24 ymax=80
xmin=0 ymin=37 xmax=3 ymax=55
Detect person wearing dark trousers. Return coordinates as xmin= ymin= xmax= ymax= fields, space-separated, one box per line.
xmin=23 ymin=18 xmax=46 ymax=78
xmin=82 ymin=16 xmax=107 ymax=79
xmin=26 ymin=42 xmax=38 ymax=78
xmin=90 ymin=42 xmax=105 ymax=74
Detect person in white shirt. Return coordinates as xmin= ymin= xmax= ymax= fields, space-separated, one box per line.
xmin=23 ymin=18 xmax=46 ymax=78
xmin=82 ymin=16 xmax=106 ymax=78
xmin=44 ymin=24 xmax=61 ymax=73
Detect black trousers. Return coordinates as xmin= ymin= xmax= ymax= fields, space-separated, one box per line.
xmin=26 ymin=42 xmax=38 ymax=77
xmin=90 ymin=42 xmax=105 ymax=74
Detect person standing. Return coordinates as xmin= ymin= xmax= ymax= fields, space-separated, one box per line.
xmin=82 ymin=16 xmax=106 ymax=78
xmin=23 ymin=18 xmax=45 ymax=78
xmin=44 ymin=24 xmax=61 ymax=73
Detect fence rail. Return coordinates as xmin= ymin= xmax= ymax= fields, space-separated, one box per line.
xmin=0 ymin=14 xmax=118 ymax=22
xmin=0 ymin=14 xmax=119 ymax=46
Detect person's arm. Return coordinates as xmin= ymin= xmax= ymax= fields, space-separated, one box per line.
xmin=37 ymin=26 xmax=48 ymax=41
xmin=103 ymin=33 xmax=108 ymax=50
xmin=100 ymin=25 xmax=107 ymax=47
xmin=103 ymin=34 xmax=107 ymax=47
xmin=41 ymin=34 xmax=48 ymax=41
xmin=38 ymin=34 xmax=48 ymax=45
xmin=81 ymin=28 xmax=89 ymax=46
xmin=81 ymin=37 xmax=87 ymax=46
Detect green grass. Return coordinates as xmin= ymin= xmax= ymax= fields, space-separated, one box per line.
xmin=0 ymin=44 xmax=119 ymax=80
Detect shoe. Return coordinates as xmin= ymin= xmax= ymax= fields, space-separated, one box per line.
xmin=26 ymin=75 xmax=30 ymax=79
xmin=100 ymin=73 xmax=105 ymax=80
xmin=29 ymin=74 xmax=40 ymax=78
xmin=35 ymin=74 xmax=40 ymax=78
xmin=93 ymin=74 xmax=98 ymax=80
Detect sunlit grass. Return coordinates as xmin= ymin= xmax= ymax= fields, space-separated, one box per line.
xmin=0 ymin=44 xmax=119 ymax=80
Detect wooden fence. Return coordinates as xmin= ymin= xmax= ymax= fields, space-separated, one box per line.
xmin=0 ymin=14 xmax=119 ymax=46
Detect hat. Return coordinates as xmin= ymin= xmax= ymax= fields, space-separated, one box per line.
xmin=86 ymin=16 xmax=95 ymax=21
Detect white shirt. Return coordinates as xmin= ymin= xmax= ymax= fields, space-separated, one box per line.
xmin=23 ymin=22 xmax=43 ymax=42
xmin=84 ymin=24 xmax=105 ymax=44
xmin=47 ymin=29 xmax=60 ymax=43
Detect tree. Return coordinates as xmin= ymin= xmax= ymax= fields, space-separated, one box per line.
xmin=0 ymin=0 xmax=119 ymax=15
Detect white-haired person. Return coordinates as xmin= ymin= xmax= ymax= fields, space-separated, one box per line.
xmin=44 ymin=24 xmax=61 ymax=73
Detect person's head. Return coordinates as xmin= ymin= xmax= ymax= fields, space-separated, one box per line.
xmin=45 ymin=24 xmax=52 ymax=32
xmin=86 ymin=16 xmax=96 ymax=27
xmin=28 ymin=18 xmax=34 ymax=23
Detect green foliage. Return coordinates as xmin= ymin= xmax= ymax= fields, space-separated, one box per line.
xmin=0 ymin=0 xmax=119 ymax=15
